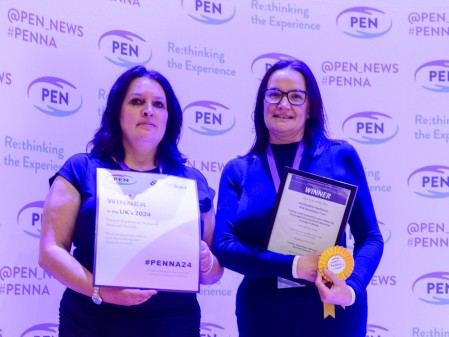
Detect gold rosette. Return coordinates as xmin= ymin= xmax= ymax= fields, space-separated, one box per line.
xmin=317 ymin=246 xmax=354 ymax=319
xmin=318 ymin=246 xmax=354 ymax=282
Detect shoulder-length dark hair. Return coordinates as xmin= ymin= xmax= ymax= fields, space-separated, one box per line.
xmin=88 ymin=65 xmax=185 ymax=169
xmin=247 ymin=59 xmax=329 ymax=156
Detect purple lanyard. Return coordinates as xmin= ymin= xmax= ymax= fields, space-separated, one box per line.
xmin=266 ymin=142 xmax=304 ymax=192
xmin=118 ymin=161 xmax=163 ymax=174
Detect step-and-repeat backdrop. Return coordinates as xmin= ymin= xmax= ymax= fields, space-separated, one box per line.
xmin=0 ymin=1 xmax=448 ymax=336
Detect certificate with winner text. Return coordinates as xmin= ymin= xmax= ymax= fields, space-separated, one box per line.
xmin=94 ymin=168 xmax=201 ymax=293
xmin=267 ymin=168 xmax=357 ymax=259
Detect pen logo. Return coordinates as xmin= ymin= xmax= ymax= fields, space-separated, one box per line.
xmin=27 ymin=77 xmax=83 ymax=117
xmin=107 ymin=174 xmax=137 ymax=186
xmin=17 ymin=201 xmax=44 ymax=239
xmin=414 ymin=60 xmax=449 ymax=93
xmin=183 ymin=100 xmax=235 ymax=136
xmin=98 ymin=30 xmax=152 ymax=68
xmin=342 ymin=111 xmax=398 ymax=144
xmin=407 ymin=165 xmax=449 ymax=198
xmin=21 ymin=323 xmax=59 ymax=337
xmin=366 ymin=324 xmax=393 ymax=337
xmin=181 ymin=0 xmax=236 ymax=25
xmin=251 ymin=53 xmax=297 ymax=80
xmin=347 ymin=220 xmax=389 ymax=250
xmin=412 ymin=272 xmax=449 ymax=305
xmin=336 ymin=7 xmax=392 ymax=38
xmin=200 ymin=322 xmax=226 ymax=336
xmin=378 ymin=221 xmax=391 ymax=245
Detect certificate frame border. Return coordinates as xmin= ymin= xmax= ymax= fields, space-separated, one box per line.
xmin=93 ymin=168 xmax=201 ymax=293
xmin=265 ymin=167 xmax=358 ymax=251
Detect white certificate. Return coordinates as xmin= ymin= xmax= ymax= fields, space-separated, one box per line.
xmin=267 ymin=168 xmax=357 ymax=257
xmin=93 ymin=168 xmax=201 ymax=293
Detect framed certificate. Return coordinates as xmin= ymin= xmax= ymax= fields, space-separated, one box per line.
xmin=266 ymin=168 xmax=357 ymax=258
xmin=93 ymin=168 xmax=201 ymax=293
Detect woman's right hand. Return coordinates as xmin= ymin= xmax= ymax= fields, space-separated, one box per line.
xmin=295 ymin=251 xmax=320 ymax=282
xmin=99 ymin=287 xmax=158 ymax=306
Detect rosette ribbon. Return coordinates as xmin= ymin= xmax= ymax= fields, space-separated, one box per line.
xmin=317 ymin=246 xmax=354 ymax=319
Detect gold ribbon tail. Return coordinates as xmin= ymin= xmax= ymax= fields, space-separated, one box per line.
xmin=323 ymin=303 xmax=335 ymax=318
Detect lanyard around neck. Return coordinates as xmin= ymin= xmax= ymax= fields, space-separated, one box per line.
xmin=266 ymin=142 xmax=304 ymax=192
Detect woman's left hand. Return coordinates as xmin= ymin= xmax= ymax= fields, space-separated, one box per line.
xmin=315 ymin=268 xmax=353 ymax=306
xmin=200 ymin=240 xmax=214 ymax=274
xmin=199 ymin=240 xmax=224 ymax=285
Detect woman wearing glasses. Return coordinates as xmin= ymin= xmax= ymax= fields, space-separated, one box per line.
xmin=213 ymin=59 xmax=383 ymax=337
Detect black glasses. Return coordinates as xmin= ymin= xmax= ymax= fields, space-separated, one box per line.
xmin=264 ymin=88 xmax=308 ymax=106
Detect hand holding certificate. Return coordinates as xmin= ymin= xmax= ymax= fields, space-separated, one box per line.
xmin=266 ymin=168 xmax=357 ymax=287
xmin=94 ymin=168 xmax=201 ymax=293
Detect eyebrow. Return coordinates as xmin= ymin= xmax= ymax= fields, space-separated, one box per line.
xmin=266 ymin=87 xmax=307 ymax=92
xmin=128 ymin=92 xmax=167 ymax=100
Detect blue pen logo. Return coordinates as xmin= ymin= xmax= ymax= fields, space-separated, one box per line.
xmin=347 ymin=220 xmax=390 ymax=251
xmin=98 ymin=30 xmax=152 ymax=68
xmin=20 ymin=323 xmax=59 ymax=337
xmin=107 ymin=174 xmax=137 ymax=186
xmin=183 ymin=100 xmax=235 ymax=136
xmin=27 ymin=77 xmax=82 ymax=117
xmin=414 ymin=60 xmax=449 ymax=93
xmin=336 ymin=7 xmax=392 ymax=38
xmin=200 ymin=322 xmax=226 ymax=336
xmin=366 ymin=324 xmax=393 ymax=337
xmin=342 ymin=111 xmax=398 ymax=144
xmin=412 ymin=272 xmax=449 ymax=305
xmin=407 ymin=165 xmax=449 ymax=198
xmin=181 ymin=0 xmax=236 ymax=25
xmin=251 ymin=53 xmax=297 ymax=80
xmin=17 ymin=201 xmax=45 ymax=239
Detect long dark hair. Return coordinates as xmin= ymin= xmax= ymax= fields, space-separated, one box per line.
xmin=88 ymin=66 xmax=185 ymax=169
xmin=247 ymin=59 xmax=329 ymax=156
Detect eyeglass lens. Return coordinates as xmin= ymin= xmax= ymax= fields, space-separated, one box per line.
xmin=264 ymin=89 xmax=307 ymax=105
